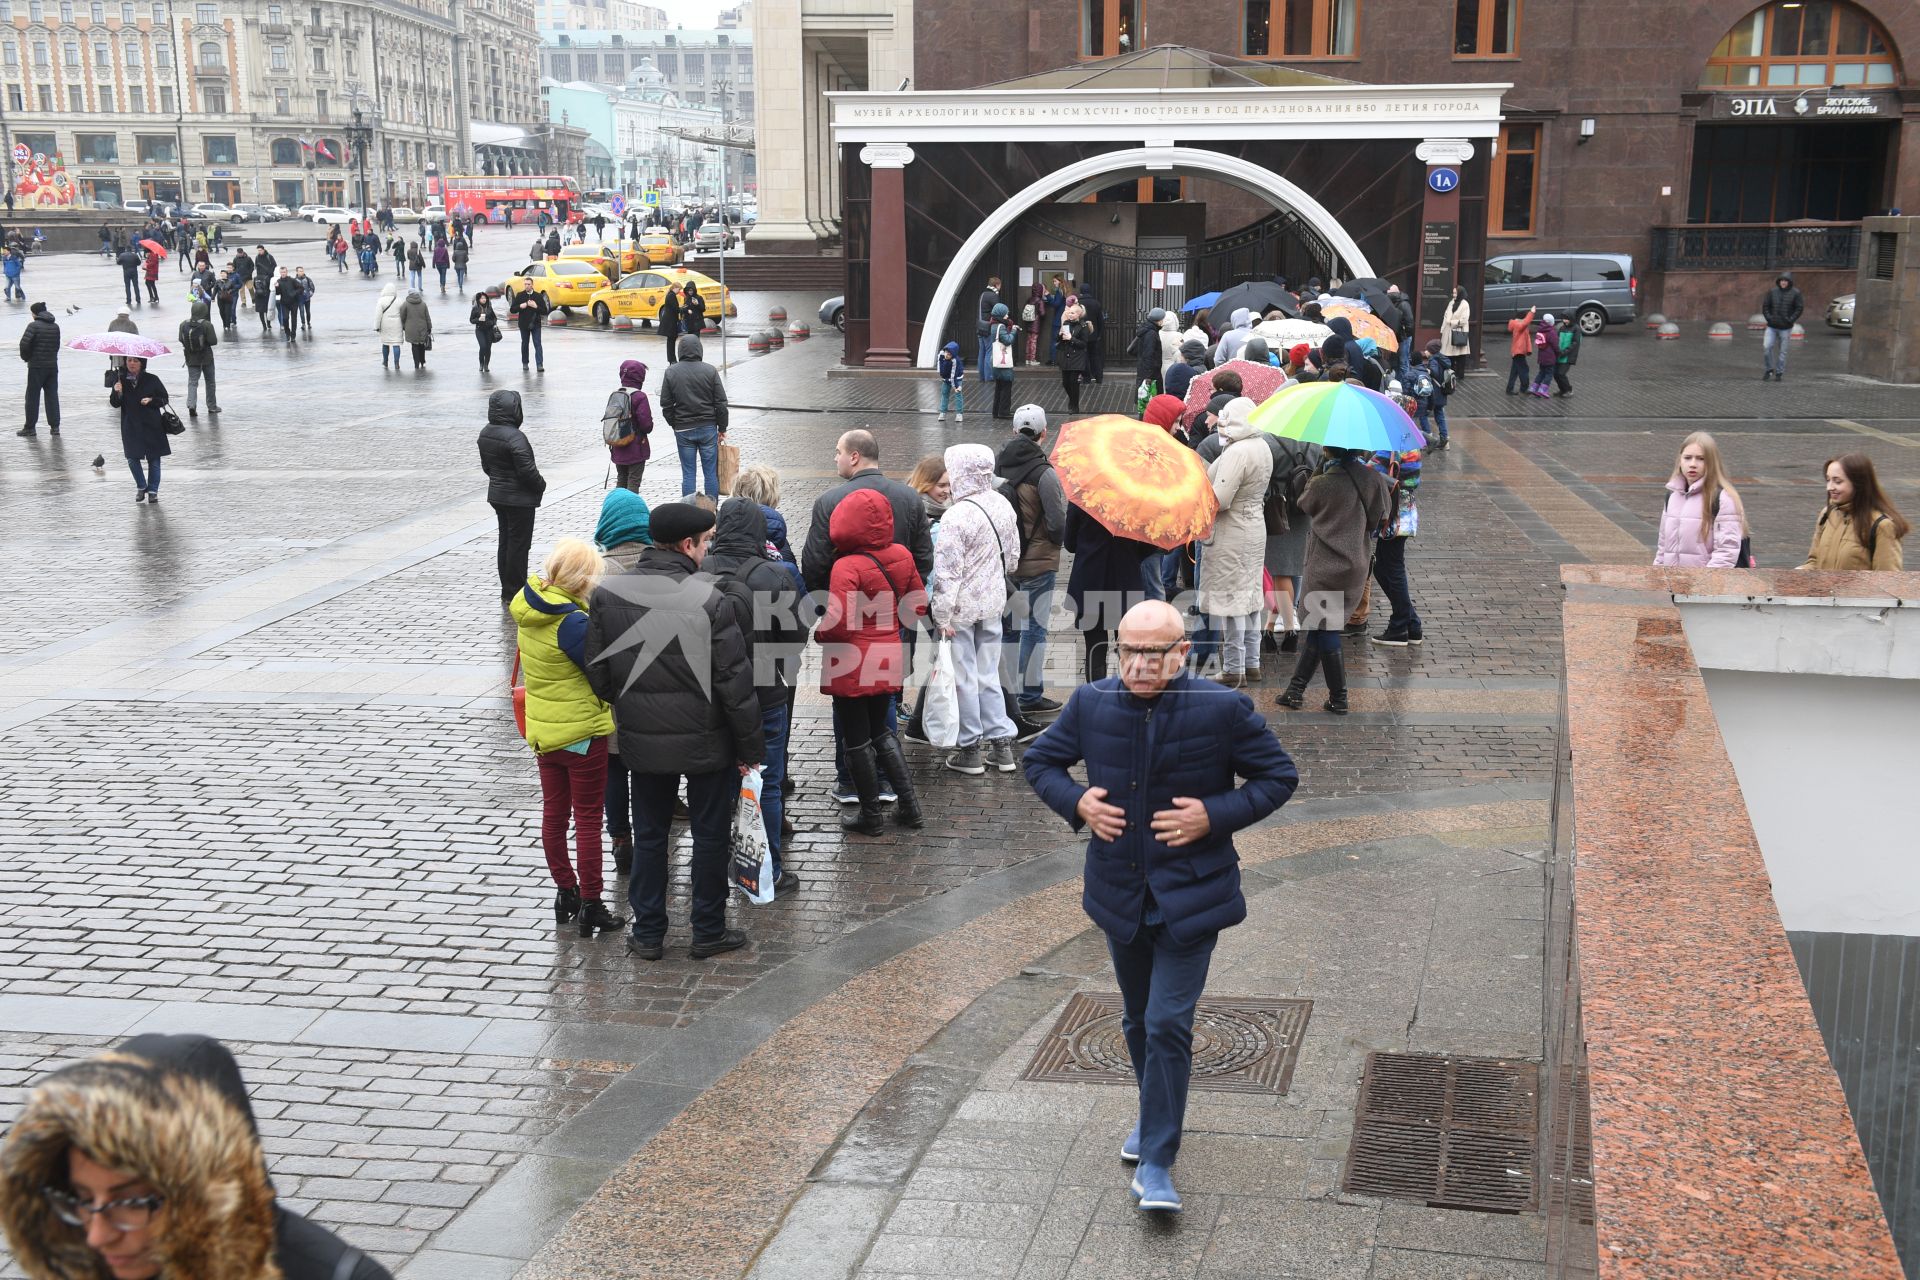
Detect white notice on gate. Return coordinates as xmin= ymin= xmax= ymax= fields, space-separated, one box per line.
xmin=1150 ymin=270 xmax=1166 ymax=290
xmin=1167 ymin=272 xmax=1185 ymax=287
xmin=1018 ymin=267 xmax=1034 ymax=287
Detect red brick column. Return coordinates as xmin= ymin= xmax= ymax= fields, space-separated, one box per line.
xmin=1413 ymin=139 xmax=1472 ymax=355
xmin=861 ymin=144 xmax=914 ymax=368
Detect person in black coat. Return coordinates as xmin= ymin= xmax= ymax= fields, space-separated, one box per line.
xmin=657 ymin=287 xmax=682 ymax=364
xmin=679 ymin=282 xmax=707 ymax=336
xmin=111 ymin=356 xmax=170 ymax=502
xmin=17 ymin=301 xmax=60 ymax=437
xmin=1064 ymin=500 xmax=1155 ymax=682
xmin=511 ymin=281 xmax=548 ymax=371
xmin=1078 ymin=284 xmax=1106 ymax=384
xmin=476 ymin=390 xmax=545 ymax=604
xmin=470 ymin=291 xmax=499 ymax=372
xmin=1132 ymin=307 xmax=1168 ymax=394
xmin=0 ymin=1033 xmax=394 ymax=1280
xmin=1055 ymin=305 xmax=1092 ymax=413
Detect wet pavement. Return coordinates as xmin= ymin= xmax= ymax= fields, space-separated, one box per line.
xmin=0 ymin=235 xmax=1916 ymax=1278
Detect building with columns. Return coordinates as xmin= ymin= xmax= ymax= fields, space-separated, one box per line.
xmin=543 ymin=68 xmax=733 ymax=200
xmin=538 ymin=26 xmax=750 ymax=116
xmin=0 ymin=0 xmax=540 ymax=211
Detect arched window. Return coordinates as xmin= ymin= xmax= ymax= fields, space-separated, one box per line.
xmin=197 ymin=39 xmax=220 ymax=67
xmin=1702 ymin=1 xmax=1899 ymax=88
xmin=270 ymin=137 xmax=299 ymax=165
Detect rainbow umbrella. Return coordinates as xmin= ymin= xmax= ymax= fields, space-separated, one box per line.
xmin=1248 ymin=381 xmax=1425 ymax=453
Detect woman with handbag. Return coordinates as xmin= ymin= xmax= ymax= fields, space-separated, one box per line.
xmin=680 ymin=281 xmax=707 ymax=337
xmin=1441 ymin=285 xmax=1473 ymax=361
xmin=1055 ymin=301 xmax=1092 ymax=413
xmin=470 ymin=290 xmax=500 ymax=372
xmin=986 ymin=302 xmax=1017 ymax=420
xmin=111 ymin=355 xmax=173 ymax=504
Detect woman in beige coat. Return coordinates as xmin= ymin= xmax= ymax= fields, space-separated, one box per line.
xmin=1441 ymin=286 xmax=1473 ymax=359
xmin=1200 ymin=397 xmax=1274 ymax=688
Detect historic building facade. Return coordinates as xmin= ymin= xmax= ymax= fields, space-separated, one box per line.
xmin=539 ymin=26 xmax=752 ymax=116
xmin=0 ymin=0 xmax=540 ymax=210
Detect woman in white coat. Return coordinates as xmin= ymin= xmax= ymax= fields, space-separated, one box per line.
xmin=1441 ymin=285 xmax=1473 ymax=361
xmin=1157 ymin=308 xmax=1184 ymax=380
xmin=374 ymin=281 xmax=405 ymax=369
xmin=1200 ymin=397 xmax=1275 ymax=688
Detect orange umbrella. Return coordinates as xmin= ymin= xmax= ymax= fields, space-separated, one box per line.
xmin=1052 ymin=415 xmax=1218 ymax=551
xmin=1321 ymin=303 xmax=1398 ymax=352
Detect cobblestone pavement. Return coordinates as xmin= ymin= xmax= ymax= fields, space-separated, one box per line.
xmin=0 ymin=232 xmax=1914 ymax=1276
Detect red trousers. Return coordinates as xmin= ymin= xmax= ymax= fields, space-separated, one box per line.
xmin=536 ymin=736 xmax=609 ymax=899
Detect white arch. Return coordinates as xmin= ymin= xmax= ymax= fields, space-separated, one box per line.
xmin=915 ymin=146 xmax=1375 ymax=368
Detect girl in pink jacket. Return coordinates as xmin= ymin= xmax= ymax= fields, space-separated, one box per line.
xmin=1655 ymin=431 xmax=1748 ymax=567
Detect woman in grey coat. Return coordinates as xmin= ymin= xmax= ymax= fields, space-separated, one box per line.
xmin=397 ymin=288 xmax=433 ymax=369
xmin=1277 ymin=448 xmax=1390 ymax=715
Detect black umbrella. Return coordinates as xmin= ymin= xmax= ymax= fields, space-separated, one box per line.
xmin=1209 ymin=280 xmax=1300 ymax=323
xmin=1332 ymin=278 xmax=1393 ymax=314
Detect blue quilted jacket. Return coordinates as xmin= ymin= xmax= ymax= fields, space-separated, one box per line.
xmin=1023 ymin=674 xmax=1298 ymax=944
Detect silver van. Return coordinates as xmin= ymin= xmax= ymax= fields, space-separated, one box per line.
xmin=1483 ymin=253 xmax=1636 ymax=336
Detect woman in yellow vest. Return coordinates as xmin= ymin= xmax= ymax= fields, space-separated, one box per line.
xmin=510 ymin=538 xmax=626 ymax=936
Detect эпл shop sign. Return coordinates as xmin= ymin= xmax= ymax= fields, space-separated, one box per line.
xmin=1707 ymin=90 xmax=1895 ymax=120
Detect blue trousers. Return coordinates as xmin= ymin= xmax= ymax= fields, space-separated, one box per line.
xmin=1415 ymin=403 xmax=1447 ymax=442
xmin=1005 ymin=570 xmax=1055 ymax=706
xmin=1107 ymin=921 xmax=1218 ymax=1168
xmin=626 ymin=767 xmax=734 ymax=943
xmin=977 ymin=334 xmax=991 ymax=382
xmin=759 ymin=699 xmax=789 ymax=877
xmin=675 ymin=424 xmax=720 ymax=498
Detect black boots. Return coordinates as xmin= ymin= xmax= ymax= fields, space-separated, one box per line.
xmin=841 ymin=740 xmax=887 ymax=835
xmin=610 ymin=836 xmax=633 ymax=877
xmin=874 ymin=734 xmax=924 ymax=828
xmin=577 ymin=899 xmax=627 ymax=937
xmin=554 ymin=886 xmax=581 ymax=924
xmin=1322 ymin=647 xmax=1349 ymax=715
xmin=1276 ymin=643 xmax=1322 ymax=710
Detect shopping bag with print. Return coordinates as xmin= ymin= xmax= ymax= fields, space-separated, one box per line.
xmin=729 ymin=766 xmax=775 ymax=905
xmin=922 ymin=639 xmax=961 ymax=749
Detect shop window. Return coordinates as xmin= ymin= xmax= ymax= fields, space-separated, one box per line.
xmin=1687 ymin=122 xmax=1884 ymax=222
xmin=16 ymin=131 xmax=54 ymax=158
xmin=136 ymin=135 xmax=175 ymax=163
xmin=1454 ymin=0 xmax=1517 ymax=56
xmin=1082 ymin=0 xmax=1140 ymax=57
xmin=202 ymin=133 xmax=234 ymax=163
xmin=1490 ymin=121 xmax=1539 ymax=235
xmin=1246 ymin=0 xmax=1356 ymax=58
xmin=1702 ymin=1 xmax=1898 ymax=88
xmin=76 ymin=131 xmax=116 ymax=162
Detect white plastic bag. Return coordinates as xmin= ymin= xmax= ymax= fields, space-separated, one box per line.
xmin=729 ymin=767 xmax=775 ymax=905
xmin=922 ymin=639 xmax=961 ymax=749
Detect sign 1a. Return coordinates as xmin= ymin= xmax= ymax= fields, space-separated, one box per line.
xmin=1427 ymin=167 xmax=1460 ymax=194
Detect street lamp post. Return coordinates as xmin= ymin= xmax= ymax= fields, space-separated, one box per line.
xmin=351 ymin=108 xmax=372 ymax=215
xmin=164 ymin=0 xmax=190 ymax=211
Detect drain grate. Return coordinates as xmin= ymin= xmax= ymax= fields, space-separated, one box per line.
xmin=1344 ymin=1052 xmax=1540 ymax=1213
xmin=1021 ymin=993 xmax=1312 ymax=1095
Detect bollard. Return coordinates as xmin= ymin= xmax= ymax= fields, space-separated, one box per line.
xmin=787 ymin=322 xmax=811 ymax=340
xmin=1707 ymin=322 xmax=1733 ymax=340
xmin=769 ymin=305 xmax=788 ymax=324
xmin=768 ymin=327 xmax=785 ymax=348
xmin=1789 ymin=322 xmax=1805 ymax=341
xmin=747 ymin=330 xmax=770 ymax=353
xmin=613 ymin=315 xmax=633 ymax=330
xmin=547 ymin=309 xmax=568 ymax=326
xmin=1748 ymin=313 xmax=1767 ymax=332
xmin=1645 ymin=313 xmax=1668 ymax=331
xmin=1656 ymin=321 xmax=1681 ymax=341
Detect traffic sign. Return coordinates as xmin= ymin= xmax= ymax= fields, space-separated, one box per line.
xmin=641 ymin=190 xmax=659 ymax=206
xmin=610 ymin=194 xmax=626 ymax=215
xmin=1427 ymin=167 xmax=1460 ymax=194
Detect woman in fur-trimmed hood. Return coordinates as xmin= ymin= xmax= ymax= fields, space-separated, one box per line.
xmin=0 ymin=1034 xmax=391 ymax=1280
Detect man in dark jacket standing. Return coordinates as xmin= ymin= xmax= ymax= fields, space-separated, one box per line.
xmin=16 ymin=301 xmax=59 ymax=437
xmin=253 ymin=244 xmax=276 ymax=282
xmin=178 ymin=298 xmax=220 ymax=417
xmin=512 ymin=280 xmax=548 ymax=371
xmin=117 ymin=244 xmax=143 ymax=306
xmin=704 ymin=497 xmax=808 ymax=896
xmin=1132 ymin=307 xmax=1167 ymax=396
xmin=1761 ymin=272 xmax=1804 ymax=381
xmin=476 ymin=390 xmax=545 ymax=605
xmin=585 ymin=502 xmax=765 ymax=960
xmin=1024 ymin=599 xmax=1297 ymax=1214
xmin=1385 ymin=284 xmax=1415 ymax=384
xmin=996 ymin=405 xmax=1067 ymax=713
xmin=976 ymin=276 xmax=1002 ymax=384
xmin=659 ymin=334 xmax=728 ymax=499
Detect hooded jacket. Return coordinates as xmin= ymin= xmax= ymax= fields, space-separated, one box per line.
xmin=1214 ymin=308 xmax=1255 ymax=366
xmin=477 ymin=391 xmax=545 ymax=507
xmin=1164 ymin=339 xmax=1208 ymax=401
xmin=1300 ymin=454 xmax=1392 ymax=622
xmin=1507 ymin=308 xmax=1536 ymax=357
xmin=18 ymin=310 xmax=59 ymax=370
xmin=1655 ymin=476 xmax=1745 ymax=569
xmin=994 ymin=434 xmax=1066 ymax=579
xmin=1156 ymin=310 xmax=1184 ymax=378
xmin=373 ymin=283 xmax=405 ymax=343
xmin=1132 ymin=311 xmax=1166 ymax=382
xmin=931 ymin=443 xmax=1019 ymax=628
xmin=583 ymin=545 xmax=765 ymax=774
xmin=0 ymin=1033 xmax=392 ymax=1280
xmin=178 ymin=301 xmax=218 ymax=368
xmin=659 ymin=335 xmax=728 ymax=430
xmin=816 ymin=488 xmax=926 ymax=699
xmin=802 ymin=468 xmax=934 ymax=592
xmin=704 ymin=497 xmax=810 ymax=709
xmin=1319 ymin=315 xmax=1365 ymax=373
xmin=1763 ymin=275 xmax=1805 ymax=330
xmin=510 ymin=576 xmax=614 ymax=753
xmin=610 ymin=359 xmax=653 ymax=465
xmin=1201 ymin=399 xmax=1275 ymax=616
xmin=397 ymin=291 xmax=432 ymax=345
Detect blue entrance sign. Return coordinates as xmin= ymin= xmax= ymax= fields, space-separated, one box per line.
xmin=1427 ymin=167 xmax=1460 ymax=194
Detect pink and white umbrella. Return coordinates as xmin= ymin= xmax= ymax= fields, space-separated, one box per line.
xmin=1181 ymin=359 xmax=1292 ymax=428
xmin=66 ymin=333 xmax=173 ymax=358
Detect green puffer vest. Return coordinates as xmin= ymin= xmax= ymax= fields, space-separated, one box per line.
xmin=509 ymin=576 xmax=614 ymax=753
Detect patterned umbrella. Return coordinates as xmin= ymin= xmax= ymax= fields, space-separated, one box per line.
xmin=65 ymin=333 xmax=173 ymax=358
xmin=1253 ymin=318 xmax=1331 ymax=352
xmin=1052 ymin=414 xmax=1218 ymax=551
xmin=1320 ymin=304 xmax=1399 ymax=352
xmin=1248 ymin=381 xmax=1425 ymax=454
xmin=1181 ymin=359 xmax=1291 ymax=428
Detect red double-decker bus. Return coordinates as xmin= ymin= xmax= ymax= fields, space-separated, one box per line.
xmin=433 ymin=175 xmax=582 ymax=224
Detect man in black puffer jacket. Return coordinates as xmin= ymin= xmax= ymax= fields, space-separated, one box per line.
xmin=17 ymin=301 xmax=59 ymax=437
xmin=476 ymin=390 xmax=545 ymax=604
xmin=586 ymin=501 xmax=765 ymax=961
xmin=1761 ymin=272 xmax=1804 ymax=381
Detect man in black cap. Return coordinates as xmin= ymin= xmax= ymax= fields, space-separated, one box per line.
xmin=586 ymin=501 xmax=765 ymax=962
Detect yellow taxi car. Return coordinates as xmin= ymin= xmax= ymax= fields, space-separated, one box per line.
xmin=633 ymin=233 xmax=682 ymax=267
xmin=500 ymin=260 xmax=608 ymax=313
xmin=556 ymin=242 xmax=620 ymax=280
xmin=589 ymin=267 xmax=737 ymax=327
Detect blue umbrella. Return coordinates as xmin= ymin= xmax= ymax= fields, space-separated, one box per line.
xmin=1178 ymin=291 xmax=1221 ymax=315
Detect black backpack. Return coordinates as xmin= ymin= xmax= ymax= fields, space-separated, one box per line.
xmin=1263 ymin=438 xmax=1313 ymax=535
xmin=182 ymin=323 xmax=208 ymax=356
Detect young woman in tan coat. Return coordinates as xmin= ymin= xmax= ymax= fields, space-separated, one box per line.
xmin=1801 ymin=453 xmax=1909 ymax=571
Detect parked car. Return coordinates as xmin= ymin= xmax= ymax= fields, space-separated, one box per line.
xmin=1482 ymin=252 xmax=1636 ymax=337
xmin=309 ymin=206 xmax=354 ymax=225
xmin=298 ymin=204 xmax=324 ymax=220
xmin=263 ymin=203 xmax=292 ymax=219
xmin=191 ymin=202 xmax=247 ymax=223
xmin=123 ymin=199 xmax=150 ymax=215
xmin=691 ymin=221 xmax=736 ymax=253
xmin=819 ymin=296 xmax=845 ymax=331
xmin=1826 ymin=293 xmax=1855 ymax=331
xmin=229 ymin=203 xmax=273 ymax=222
xmin=589 ymin=267 xmax=735 ymax=327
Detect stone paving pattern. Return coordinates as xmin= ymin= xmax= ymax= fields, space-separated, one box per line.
xmin=0 ymin=228 xmax=1916 ymax=1276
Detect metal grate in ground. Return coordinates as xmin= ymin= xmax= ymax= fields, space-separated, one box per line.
xmin=1020 ymin=992 xmax=1312 ymax=1095
xmin=1344 ymin=1051 xmax=1541 ymax=1213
